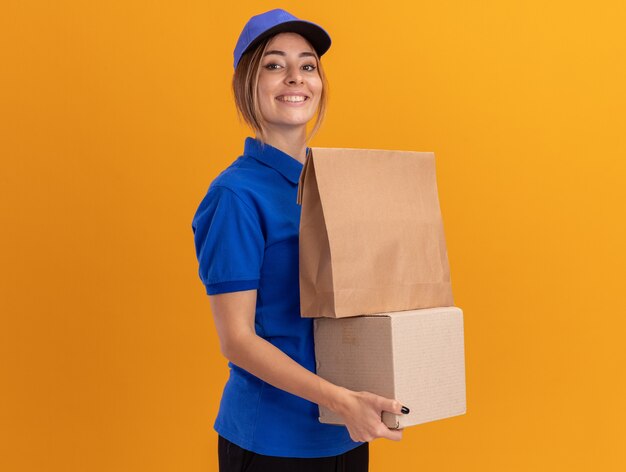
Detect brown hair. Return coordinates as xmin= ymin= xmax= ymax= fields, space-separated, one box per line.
xmin=232 ymin=34 xmax=329 ymax=145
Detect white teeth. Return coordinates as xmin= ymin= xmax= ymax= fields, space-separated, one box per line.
xmin=277 ymin=95 xmax=307 ymax=102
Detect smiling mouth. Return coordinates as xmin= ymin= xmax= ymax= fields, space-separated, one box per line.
xmin=276 ymin=96 xmax=309 ymax=103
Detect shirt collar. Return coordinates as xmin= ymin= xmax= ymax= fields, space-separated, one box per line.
xmin=243 ymin=137 xmax=308 ymax=184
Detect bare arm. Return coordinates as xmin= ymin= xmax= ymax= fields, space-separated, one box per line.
xmin=209 ymin=289 xmax=406 ymax=442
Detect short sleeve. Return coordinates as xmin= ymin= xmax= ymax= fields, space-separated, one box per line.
xmin=191 ymin=185 xmax=265 ymax=295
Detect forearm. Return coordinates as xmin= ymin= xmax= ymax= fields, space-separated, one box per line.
xmin=207 ymin=292 xmax=404 ymax=443
xmin=224 ymin=333 xmax=348 ymax=412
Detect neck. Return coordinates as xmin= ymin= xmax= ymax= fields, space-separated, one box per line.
xmin=255 ymin=125 xmax=308 ymax=164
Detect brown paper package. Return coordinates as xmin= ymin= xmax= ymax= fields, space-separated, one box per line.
xmin=297 ymin=147 xmax=454 ymax=318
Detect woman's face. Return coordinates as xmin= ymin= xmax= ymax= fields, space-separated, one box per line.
xmin=257 ymin=32 xmax=323 ymax=132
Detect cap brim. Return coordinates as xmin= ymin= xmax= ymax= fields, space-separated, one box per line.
xmin=241 ymin=20 xmax=331 ymax=62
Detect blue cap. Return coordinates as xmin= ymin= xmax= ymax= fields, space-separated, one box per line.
xmin=233 ymin=9 xmax=331 ymax=69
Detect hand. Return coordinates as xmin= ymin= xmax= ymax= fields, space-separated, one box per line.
xmin=331 ymin=388 xmax=407 ymax=442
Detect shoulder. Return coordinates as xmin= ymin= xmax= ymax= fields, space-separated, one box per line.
xmin=192 ymin=157 xmax=263 ymax=228
xmin=210 ymin=155 xmax=268 ymax=195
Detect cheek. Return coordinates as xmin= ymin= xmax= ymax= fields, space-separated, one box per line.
xmin=256 ymin=86 xmax=273 ymax=111
xmin=257 ymin=79 xmax=278 ymax=103
xmin=311 ymin=78 xmax=323 ymax=97
xmin=312 ymin=84 xmax=323 ymax=105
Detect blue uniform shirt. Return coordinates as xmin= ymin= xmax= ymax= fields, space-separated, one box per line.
xmin=191 ymin=137 xmax=362 ymax=458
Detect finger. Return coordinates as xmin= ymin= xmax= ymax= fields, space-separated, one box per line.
xmin=378 ymin=426 xmax=403 ymax=441
xmin=379 ymin=397 xmax=406 ymax=415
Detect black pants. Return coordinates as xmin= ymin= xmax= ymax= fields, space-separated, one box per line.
xmin=218 ymin=435 xmax=369 ymax=472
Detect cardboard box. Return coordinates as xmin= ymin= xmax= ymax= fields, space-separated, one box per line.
xmin=314 ymin=306 xmax=466 ymax=429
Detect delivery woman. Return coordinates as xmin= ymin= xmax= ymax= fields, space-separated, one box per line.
xmin=191 ymin=8 xmax=408 ymax=471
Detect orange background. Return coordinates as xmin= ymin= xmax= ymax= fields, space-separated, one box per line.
xmin=1 ymin=1 xmax=625 ymax=471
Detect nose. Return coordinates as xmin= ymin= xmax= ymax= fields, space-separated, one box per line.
xmin=285 ymin=67 xmax=304 ymax=85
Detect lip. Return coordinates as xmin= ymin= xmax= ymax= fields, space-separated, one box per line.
xmin=275 ymin=93 xmax=310 ymax=106
xmin=275 ymin=92 xmax=309 ymax=98
xmin=274 ymin=92 xmax=311 ymax=107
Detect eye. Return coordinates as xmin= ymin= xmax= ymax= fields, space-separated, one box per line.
xmin=264 ymin=63 xmax=282 ymax=70
xmin=302 ymin=64 xmax=317 ymax=72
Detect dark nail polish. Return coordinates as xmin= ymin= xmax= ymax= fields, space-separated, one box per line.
xmin=401 ymin=406 xmax=410 ymax=414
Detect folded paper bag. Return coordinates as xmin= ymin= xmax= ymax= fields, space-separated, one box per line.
xmin=297 ymin=147 xmax=454 ymax=318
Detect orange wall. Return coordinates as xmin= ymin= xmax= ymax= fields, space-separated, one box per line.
xmin=1 ymin=1 xmax=625 ymax=471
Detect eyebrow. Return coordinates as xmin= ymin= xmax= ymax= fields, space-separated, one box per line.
xmin=263 ymin=50 xmax=317 ymax=58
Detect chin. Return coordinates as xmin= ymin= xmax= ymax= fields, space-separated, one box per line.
xmin=272 ymin=117 xmax=314 ymax=127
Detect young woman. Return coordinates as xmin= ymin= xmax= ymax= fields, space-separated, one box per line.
xmin=192 ymin=9 xmax=408 ymax=471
